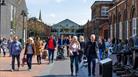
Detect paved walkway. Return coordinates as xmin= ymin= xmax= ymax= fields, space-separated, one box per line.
xmin=0 ymin=47 xmax=118 ymax=77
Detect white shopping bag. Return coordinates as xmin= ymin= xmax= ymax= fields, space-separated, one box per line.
xmin=79 ymin=56 xmax=88 ymax=68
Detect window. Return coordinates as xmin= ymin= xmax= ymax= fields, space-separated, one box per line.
xmin=101 ymin=6 xmax=109 ymax=16
xmin=132 ymin=0 xmax=135 ymax=5
xmin=10 ymin=5 xmax=16 ymax=29
xmin=132 ymin=18 xmax=137 ymax=36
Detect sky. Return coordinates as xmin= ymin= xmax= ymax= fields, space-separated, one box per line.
xmin=26 ymin=0 xmax=112 ymax=25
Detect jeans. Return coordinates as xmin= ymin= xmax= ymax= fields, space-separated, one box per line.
xmin=48 ymin=49 xmax=54 ymax=63
xmin=87 ymin=56 xmax=96 ymax=76
xmin=12 ymin=55 xmax=20 ymax=70
xmin=37 ymin=55 xmax=41 ymax=64
xmin=27 ymin=54 xmax=33 ymax=69
xmin=70 ymin=52 xmax=79 ymax=75
xmin=2 ymin=47 xmax=6 ymax=57
xmin=99 ymin=49 xmax=103 ymax=60
xmin=67 ymin=46 xmax=70 ymax=57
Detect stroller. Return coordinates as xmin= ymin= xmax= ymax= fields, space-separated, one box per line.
xmin=56 ymin=46 xmax=65 ymax=60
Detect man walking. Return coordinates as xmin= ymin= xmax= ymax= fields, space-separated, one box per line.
xmin=85 ymin=34 xmax=98 ymax=76
xmin=10 ymin=36 xmax=22 ymax=71
xmin=45 ymin=35 xmax=56 ymax=64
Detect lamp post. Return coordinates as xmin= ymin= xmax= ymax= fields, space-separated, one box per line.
xmin=0 ymin=0 xmax=6 ymax=39
xmin=21 ymin=10 xmax=27 ymax=47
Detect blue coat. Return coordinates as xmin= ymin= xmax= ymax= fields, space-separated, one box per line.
xmin=10 ymin=41 xmax=22 ymax=56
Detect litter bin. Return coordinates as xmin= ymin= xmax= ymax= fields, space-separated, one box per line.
xmin=99 ymin=58 xmax=112 ymax=77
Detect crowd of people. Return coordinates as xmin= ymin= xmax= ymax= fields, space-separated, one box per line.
xmin=0 ymin=33 xmax=136 ymax=76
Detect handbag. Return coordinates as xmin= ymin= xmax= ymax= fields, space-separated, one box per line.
xmin=42 ymin=50 xmax=47 ymax=59
xmin=22 ymin=56 xmax=27 ymax=67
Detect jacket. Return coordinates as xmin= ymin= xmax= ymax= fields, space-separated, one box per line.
xmin=24 ymin=43 xmax=35 ymax=55
xmin=85 ymin=40 xmax=98 ymax=58
xmin=45 ymin=38 xmax=56 ymax=50
xmin=35 ymin=41 xmax=43 ymax=55
xmin=11 ymin=41 xmax=22 ymax=56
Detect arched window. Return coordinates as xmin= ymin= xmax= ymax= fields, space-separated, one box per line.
xmin=130 ymin=5 xmax=135 ymax=18
xmin=131 ymin=5 xmax=136 ymax=37
xmin=122 ymin=9 xmax=127 ymax=39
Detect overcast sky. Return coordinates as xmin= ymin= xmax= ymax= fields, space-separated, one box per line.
xmin=26 ymin=0 xmax=112 ymax=25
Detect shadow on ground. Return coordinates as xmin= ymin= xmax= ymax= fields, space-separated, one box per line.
xmin=34 ymin=75 xmax=72 ymax=77
xmin=0 ymin=69 xmax=11 ymax=72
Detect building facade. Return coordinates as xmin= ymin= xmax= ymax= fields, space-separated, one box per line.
xmin=52 ymin=19 xmax=84 ymax=37
xmin=1 ymin=0 xmax=27 ymax=39
xmin=109 ymin=0 xmax=138 ymax=40
xmin=84 ymin=1 xmax=113 ymax=39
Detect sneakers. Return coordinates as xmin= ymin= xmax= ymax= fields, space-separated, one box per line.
xmin=11 ymin=69 xmax=14 ymax=72
xmin=71 ymin=73 xmax=73 ymax=76
xmin=88 ymin=74 xmax=91 ymax=77
xmin=92 ymin=73 xmax=95 ymax=76
xmin=28 ymin=69 xmax=31 ymax=71
xmin=17 ymin=68 xmax=19 ymax=71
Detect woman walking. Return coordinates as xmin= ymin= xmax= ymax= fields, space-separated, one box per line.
xmin=98 ymin=38 xmax=105 ymax=60
xmin=69 ymin=36 xmax=80 ymax=76
xmin=35 ymin=37 xmax=43 ymax=64
xmin=1 ymin=38 xmax=8 ymax=57
xmin=78 ymin=35 xmax=85 ymax=63
xmin=24 ymin=37 xmax=35 ymax=71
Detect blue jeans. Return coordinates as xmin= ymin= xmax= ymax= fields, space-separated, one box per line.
xmin=99 ymin=49 xmax=103 ymax=60
xmin=27 ymin=54 xmax=33 ymax=69
xmin=87 ymin=56 xmax=96 ymax=76
xmin=48 ymin=49 xmax=55 ymax=63
xmin=70 ymin=52 xmax=79 ymax=74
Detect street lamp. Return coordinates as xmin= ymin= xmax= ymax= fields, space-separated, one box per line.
xmin=0 ymin=0 xmax=6 ymax=39
xmin=21 ymin=10 xmax=27 ymax=47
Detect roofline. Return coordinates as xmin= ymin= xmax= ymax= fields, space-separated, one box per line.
xmin=108 ymin=0 xmax=125 ymax=12
xmin=53 ymin=19 xmax=80 ymax=26
xmin=91 ymin=1 xmax=113 ymax=9
xmin=91 ymin=17 xmax=109 ymax=22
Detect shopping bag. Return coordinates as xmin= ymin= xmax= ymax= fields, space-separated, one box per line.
xmin=79 ymin=56 xmax=88 ymax=68
xmin=42 ymin=50 xmax=47 ymax=59
xmin=22 ymin=56 xmax=27 ymax=67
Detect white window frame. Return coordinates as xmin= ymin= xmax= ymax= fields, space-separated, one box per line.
xmin=132 ymin=18 xmax=137 ymax=37
xmin=101 ymin=6 xmax=109 ymax=16
xmin=119 ymin=22 xmax=122 ymax=39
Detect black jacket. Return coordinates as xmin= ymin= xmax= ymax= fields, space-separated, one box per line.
xmin=85 ymin=41 xmax=98 ymax=58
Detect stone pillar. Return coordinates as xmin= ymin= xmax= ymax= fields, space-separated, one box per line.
xmin=136 ymin=17 xmax=138 ymax=36
xmin=114 ymin=23 xmax=116 ymax=38
xmin=119 ymin=22 xmax=122 ymax=39
xmin=110 ymin=25 xmax=113 ymax=39
xmin=126 ymin=20 xmax=129 ymax=39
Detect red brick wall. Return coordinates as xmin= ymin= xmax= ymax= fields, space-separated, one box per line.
xmin=109 ymin=0 xmax=137 ymax=39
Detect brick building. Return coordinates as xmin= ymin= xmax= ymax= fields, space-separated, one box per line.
xmin=109 ymin=0 xmax=138 ymax=40
xmin=84 ymin=1 xmax=113 ymax=39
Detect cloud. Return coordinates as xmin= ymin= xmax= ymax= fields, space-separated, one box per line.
xmin=82 ymin=0 xmax=87 ymax=3
xmin=55 ymin=0 xmax=65 ymax=3
xmin=50 ymin=13 xmax=56 ymax=18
